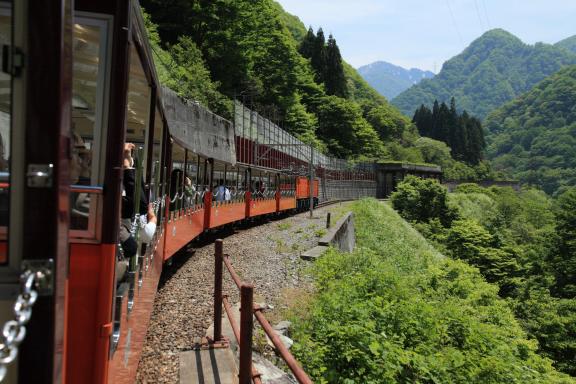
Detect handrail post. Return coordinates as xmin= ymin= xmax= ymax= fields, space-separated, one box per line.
xmin=213 ymin=239 xmax=224 ymax=342
xmin=239 ymin=283 xmax=254 ymax=384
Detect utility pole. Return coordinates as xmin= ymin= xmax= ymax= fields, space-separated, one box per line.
xmin=309 ymin=145 xmax=314 ymax=218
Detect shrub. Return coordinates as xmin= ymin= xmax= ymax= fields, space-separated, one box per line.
xmin=391 ymin=175 xmax=458 ymax=227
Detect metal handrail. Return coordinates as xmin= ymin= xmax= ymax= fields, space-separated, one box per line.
xmin=213 ymin=240 xmax=312 ymax=384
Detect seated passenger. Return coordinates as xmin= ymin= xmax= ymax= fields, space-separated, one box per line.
xmin=120 ymin=143 xmax=157 ymax=251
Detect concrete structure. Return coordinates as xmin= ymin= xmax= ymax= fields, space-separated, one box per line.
xmin=375 ymin=162 xmax=442 ymax=198
xmin=162 ymin=87 xmax=236 ymax=165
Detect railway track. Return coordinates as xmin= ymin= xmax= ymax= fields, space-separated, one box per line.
xmin=136 ymin=203 xmax=349 ymax=383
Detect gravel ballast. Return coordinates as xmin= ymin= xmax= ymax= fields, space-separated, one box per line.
xmin=136 ymin=203 xmax=350 ymax=383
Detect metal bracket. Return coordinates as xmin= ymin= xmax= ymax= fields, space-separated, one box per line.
xmin=2 ymin=45 xmax=24 ymax=77
xmin=26 ymin=164 xmax=53 ymax=188
xmin=21 ymin=259 xmax=54 ymax=296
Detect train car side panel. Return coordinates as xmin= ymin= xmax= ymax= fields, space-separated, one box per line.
xmin=210 ymin=201 xmax=246 ymax=228
xmin=279 ymin=197 xmax=296 ymax=211
xmin=67 ymin=243 xmax=115 ymax=384
xmin=108 ymin=230 xmax=164 ymax=383
xmin=250 ymin=198 xmax=277 ymax=217
xmin=164 ymin=209 xmax=204 ymax=260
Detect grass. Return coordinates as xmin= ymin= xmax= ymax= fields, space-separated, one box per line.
xmin=277 ymin=222 xmax=292 ymax=231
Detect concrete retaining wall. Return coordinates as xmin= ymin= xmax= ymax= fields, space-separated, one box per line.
xmin=318 ymin=212 xmax=355 ymax=253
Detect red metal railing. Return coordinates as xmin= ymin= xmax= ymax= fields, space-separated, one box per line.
xmin=212 ymin=239 xmax=313 ymax=384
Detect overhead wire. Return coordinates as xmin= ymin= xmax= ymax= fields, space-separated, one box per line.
xmin=445 ymin=0 xmax=464 ymax=46
xmin=481 ymin=0 xmax=492 ymax=29
xmin=473 ymin=0 xmax=485 ymax=32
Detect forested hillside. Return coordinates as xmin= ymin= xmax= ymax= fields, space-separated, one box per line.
xmin=392 ymin=29 xmax=576 ymax=119
xmin=392 ymin=178 xmax=576 ymax=376
xmin=358 ymin=61 xmax=434 ymax=99
xmin=142 ymin=0 xmax=418 ymax=161
xmin=485 ymin=65 xmax=576 ymax=195
xmin=290 ymin=198 xmax=575 ymax=383
xmin=556 ymin=35 xmax=576 ymax=54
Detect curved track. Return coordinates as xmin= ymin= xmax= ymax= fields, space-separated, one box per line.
xmin=136 ymin=204 xmax=349 ymax=383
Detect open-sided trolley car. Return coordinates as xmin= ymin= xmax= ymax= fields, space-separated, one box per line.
xmin=0 ymin=1 xmax=336 ymax=383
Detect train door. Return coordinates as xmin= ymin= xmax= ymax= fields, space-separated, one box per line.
xmin=0 ymin=0 xmax=72 ymax=383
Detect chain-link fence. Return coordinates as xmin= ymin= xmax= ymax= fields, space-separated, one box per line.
xmin=234 ymin=101 xmax=376 ymax=202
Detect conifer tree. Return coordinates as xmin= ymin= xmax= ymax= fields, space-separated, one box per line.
xmin=412 ymin=99 xmax=485 ymax=165
xmin=325 ymin=34 xmax=348 ymax=97
xmin=311 ymin=28 xmax=327 ymax=83
xmin=299 ymin=26 xmax=316 ymax=59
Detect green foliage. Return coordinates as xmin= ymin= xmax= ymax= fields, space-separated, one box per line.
xmin=290 ymin=199 xmax=573 ymax=383
xmin=391 ymin=176 xmax=457 ymax=227
xmin=556 ymin=35 xmax=576 ymax=55
xmin=143 ymin=12 xmax=232 ymax=117
xmin=485 ymin=65 xmax=576 ymax=195
xmin=413 ymin=99 xmax=485 ymax=165
xmin=392 ymin=29 xmax=576 ymax=119
xmin=549 ymin=188 xmax=576 ymax=298
xmin=395 ymin=180 xmax=576 ymax=374
xmin=315 ymin=95 xmax=386 ymax=159
xmin=446 ymin=219 xmax=520 ymax=290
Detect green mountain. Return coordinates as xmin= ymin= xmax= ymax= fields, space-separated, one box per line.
xmin=556 ymin=35 xmax=576 ymax=54
xmin=141 ymin=0 xmax=420 ymax=162
xmin=357 ymin=61 xmax=435 ymax=100
xmin=485 ymin=65 xmax=576 ymax=195
xmin=392 ymin=29 xmax=576 ymax=119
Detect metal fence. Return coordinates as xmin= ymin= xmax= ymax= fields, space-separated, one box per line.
xmin=233 ymin=101 xmax=377 ymax=202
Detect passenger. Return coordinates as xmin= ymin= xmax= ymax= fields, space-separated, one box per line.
xmin=70 ymin=133 xmax=92 ymax=229
xmin=119 ymin=143 xmax=157 ymax=261
xmin=169 ymin=168 xmax=184 ymax=211
xmin=214 ymin=181 xmax=230 ymax=202
xmin=183 ymin=176 xmax=196 ymax=206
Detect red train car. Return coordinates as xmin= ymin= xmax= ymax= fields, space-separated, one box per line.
xmin=0 ymin=1 xmax=374 ymax=383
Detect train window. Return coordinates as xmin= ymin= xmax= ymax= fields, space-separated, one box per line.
xmin=70 ymin=16 xmax=110 ymax=236
xmin=185 ymin=152 xmax=199 ymax=207
xmin=125 ymin=44 xmax=151 ymax=174
xmin=149 ymin=107 xmax=163 ymax=211
xmin=0 ymin=5 xmax=10 ymax=261
xmin=169 ymin=141 xmax=185 ymax=212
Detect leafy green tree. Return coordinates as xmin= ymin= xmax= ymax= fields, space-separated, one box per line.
xmin=549 ymin=188 xmax=576 ymax=297
xmin=391 ymin=175 xmax=458 ymax=226
xmin=315 ymin=96 xmax=385 ymax=159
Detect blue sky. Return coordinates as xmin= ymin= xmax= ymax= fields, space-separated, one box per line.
xmin=276 ymin=0 xmax=576 ymax=72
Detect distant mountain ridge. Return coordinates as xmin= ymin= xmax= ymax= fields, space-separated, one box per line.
xmin=391 ymin=29 xmax=576 ymax=119
xmin=357 ymin=61 xmax=434 ymax=100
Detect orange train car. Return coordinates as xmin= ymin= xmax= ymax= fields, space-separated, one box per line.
xmin=295 ymin=176 xmax=319 ymax=210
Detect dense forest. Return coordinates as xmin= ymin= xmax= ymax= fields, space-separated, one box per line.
xmin=392 ymin=178 xmax=576 ymax=376
xmin=413 ymin=99 xmax=485 ymax=165
xmin=392 ymin=29 xmax=576 ymax=119
xmin=290 ymin=198 xmax=575 ymax=383
xmin=556 ymin=35 xmax=576 ymax=54
xmin=485 ymin=65 xmax=576 ymax=195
